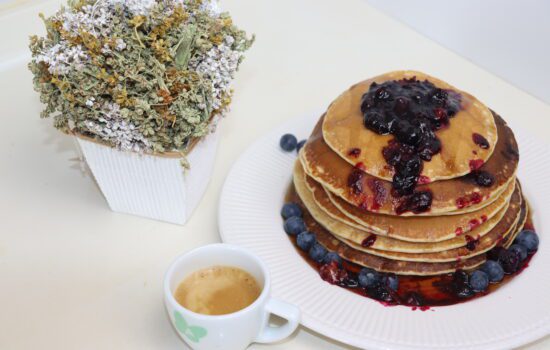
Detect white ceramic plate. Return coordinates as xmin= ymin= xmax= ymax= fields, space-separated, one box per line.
xmin=218 ymin=113 xmax=550 ymax=350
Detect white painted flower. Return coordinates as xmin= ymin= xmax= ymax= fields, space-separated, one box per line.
xmin=115 ymin=38 xmax=127 ymax=51
xmin=85 ymin=102 xmax=150 ymax=152
xmin=85 ymin=97 xmax=96 ymax=107
xmin=199 ymin=0 xmax=221 ymax=16
xmin=189 ymin=35 xmax=243 ymax=111
xmin=109 ymin=0 xmax=157 ymax=16
xmin=35 ymin=41 xmax=89 ymax=75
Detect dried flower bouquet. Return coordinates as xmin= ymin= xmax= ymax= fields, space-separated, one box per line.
xmin=28 ymin=0 xmax=253 ymax=224
xmin=29 ymin=0 xmax=253 ymax=154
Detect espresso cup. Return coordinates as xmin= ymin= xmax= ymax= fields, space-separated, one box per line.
xmin=164 ymin=244 xmax=301 ymax=350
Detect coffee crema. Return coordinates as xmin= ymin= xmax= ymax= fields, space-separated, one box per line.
xmin=174 ymin=266 xmax=261 ymax=316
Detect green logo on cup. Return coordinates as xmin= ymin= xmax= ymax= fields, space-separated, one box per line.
xmin=174 ymin=311 xmax=208 ymax=343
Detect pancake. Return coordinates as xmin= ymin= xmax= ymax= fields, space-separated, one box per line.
xmin=338 ymin=191 xmax=523 ymax=262
xmin=322 ymin=70 xmax=498 ymax=181
xmin=322 ymin=176 xmax=515 ymax=242
xmin=291 ymin=187 xmax=486 ymax=275
xmin=295 ymin=160 xmax=514 ymax=248
xmin=503 ymin=198 xmax=529 ymax=249
xmin=301 ymin=112 xmax=518 ymax=216
xmin=294 ymin=160 xmax=523 ymax=262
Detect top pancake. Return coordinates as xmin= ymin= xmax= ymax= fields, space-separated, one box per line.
xmin=322 ymin=71 xmax=498 ymax=181
xmin=301 ymin=112 xmax=518 ymax=216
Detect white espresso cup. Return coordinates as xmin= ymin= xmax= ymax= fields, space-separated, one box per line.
xmin=164 ymin=244 xmax=301 ymax=350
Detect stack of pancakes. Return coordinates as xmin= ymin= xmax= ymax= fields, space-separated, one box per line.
xmin=294 ymin=71 xmax=524 ymax=276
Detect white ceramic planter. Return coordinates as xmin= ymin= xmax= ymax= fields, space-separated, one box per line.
xmin=75 ymin=131 xmax=220 ymax=225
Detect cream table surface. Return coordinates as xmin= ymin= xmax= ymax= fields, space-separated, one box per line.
xmin=1 ymin=0 xmax=550 ymax=349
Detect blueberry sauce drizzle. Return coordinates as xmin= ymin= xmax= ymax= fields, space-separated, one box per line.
xmin=359 ymin=77 xmax=463 ymax=213
xmin=348 ymin=148 xmax=361 ymax=157
xmin=472 ymin=133 xmax=490 ymax=149
xmin=361 ymin=234 xmax=377 ymax=248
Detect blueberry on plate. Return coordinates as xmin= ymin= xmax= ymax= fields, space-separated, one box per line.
xmin=280 ymin=134 xmax=298 ymax=152
xmin=358 ymin=268 xmax=381 ymax=288
xmin=486 ymin=246 xmax=506 ymax=261
xmin=509 ymin=244 xmax=528 ymax=261
xmin=323 ymin=252 xmax=342 ymax=267
xmin=296 ymin=139 xmax=307 ymax=152
xmin=283 ymin=216 xmax=306 ymax=236
xmin=498 ymin=249 xmax=521 ymax=274
xmin=382 ymin=274 xmax=399 ymax=291
xmin=515 ymin=230 xmax=539 ymax=252
xmin=479 ymin=260 xmax=504 ymax=283
xmin=308 ymin=243 xmax=328 ymax=263
xmin=469 ymin=270 xmax=489 ymax=292
xmin=281 ymin=202 xmax=302 ymax=219
xmin=296 ymin=231 xmax=316 ymax=251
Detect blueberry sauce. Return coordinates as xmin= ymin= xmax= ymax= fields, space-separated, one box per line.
xmin=473 ymin=171 xmax=495 ymax=187
xmin=367 ymin=179 xmax=387 ymax=211
xmin=468 ymin=219 xmax=481 ymax=230
xmin=456 ymin=192 xmax=483 ymax=209
xmin=395 ymin=190 xmax=433 ymax=214
xmin=472 ymin=133 xmax=490 ymax=149
xmin=358 ymin=77 xmax=463 ymax=213
xmin=361 ymin=234 xmax=377 ymax=248
xmin=465 ymin=235 xmax=481 ymax=251
xmin=469 ymin=159 xmax=485 ymax=171
xmin=286 ymin=186 xmax=536 ymax=308
xmin=417 ymin=175 xmax=431 ymax=185
xmin=348 ymin=148 xmax=361 ymax=157
xmin=347 ymin=166 xmax=365 ymax=195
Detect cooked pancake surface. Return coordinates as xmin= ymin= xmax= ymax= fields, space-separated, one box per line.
xmin=294 ymin=190 xmax=486 ymax=275
xmin=295 ymin=161 xmax=517 ymax=255
xmin=322 ymin=177 xmax=515 ymax=242
xmin=296 ymin=160 xmax=514 ymax=246
xmin=301 ymin=112 xmax=518 ymax=216
xmin=322 ymin=70 xmax=498 ymax=181
xmin=339 ymin=190 xmax=523 ymax=262
xmin=291 ymin=166 xmax=524 ymax=274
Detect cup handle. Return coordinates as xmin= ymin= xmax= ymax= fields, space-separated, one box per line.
xmin=255 ymin=298 xmax=301 ymax=344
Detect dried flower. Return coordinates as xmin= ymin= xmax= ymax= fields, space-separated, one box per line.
xmin=29 ymin=0 xmax=253 ymax=154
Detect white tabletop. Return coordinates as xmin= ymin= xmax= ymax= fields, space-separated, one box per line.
xmin=1 ymin=0 xmax=549 ymax=349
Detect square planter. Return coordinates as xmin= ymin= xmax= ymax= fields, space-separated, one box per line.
xmin=75 ymin=131 xmax=220 ymax=225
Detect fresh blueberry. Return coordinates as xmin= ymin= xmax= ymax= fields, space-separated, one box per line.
xmin=358 ymin=268 xmax=381 ymax=288
xmin=308 ymin=243 xmax=328 ymax=263
xmin=382 ymin=274 xmax=399 ymax=291
xmin=296 ymin=139 xmax=306 ymax=152
xmin=281 ymin=202 xmax=302 ymax=219
xmin=515 ymin=230 xmax=539 ymax=252
xmin=486 ymin=246 xmax=506 ymax=261
xmin=323 ymin=252 xmax=342 ymax=267
xmin=469 ymin=270 xmax=489 ymax=292
xmin=283 ymin=216 xmax=306 ymax=236
xmin=280 ymin=134 xmax=298 ymax=152
xmin=509 ymin=244 xmax=528 ymax=261
xmin=296 ymin=231 xmax=316 ymax=251
xmin=498 ymin=249 xmax=521 ymax=274
xmin=480 ymin=260 xmax=504 ymax=283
